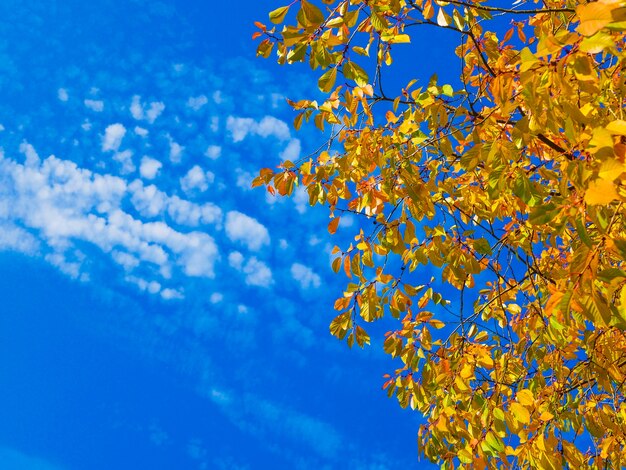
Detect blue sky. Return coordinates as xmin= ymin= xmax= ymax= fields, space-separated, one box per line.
xmin=0 ymin=1 xmax=461 ymax=468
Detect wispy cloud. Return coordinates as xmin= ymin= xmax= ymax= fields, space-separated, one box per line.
xmin=0 ymin=446 xmax=64 ymax=470
xmin=209 ymin=389 xmax=342 ymax=459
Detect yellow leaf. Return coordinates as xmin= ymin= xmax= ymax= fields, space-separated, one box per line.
xmin=606 ymin=120 xmax=626 ymax=136
xmin=599 ymin=159 xmax=626 ymax=181
xmin=577 ymin=1 xmax=614 ymax=36
xmin=510 ymin=402 xmax=530 ymax=424
xmin=389 ymin=34 xmax=411 ymax=44
xmin=516 ymin=389 xmax=534 ymax=407
xmin=578 ymin=0 xmax=626 ymax=36
xmin=269 ymin=6 xmax=290 ymax=24
xmin=585 ymin=178 xmax=619 ymax=205
xmin=580 ymin=32 xmax=615 ymax=53
xmin=459 ymin=363 xmax=473 ymax=379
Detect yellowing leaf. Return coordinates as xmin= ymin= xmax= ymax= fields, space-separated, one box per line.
xmin=585 ymin=178 xmax=619 ymax=205
xmin=331 ymin=256 xmax=341 ymax=273
xmin=457 ymin=447 xmax=473 ymax=464
xmin=580 ymin=32 xmax=615 ymax=53
xmin=318 ymin=67 xmax=337 ymax=93
xmin=343 ymin=61 xmax=369 ymax=86
xmin=370 ymin=11 xmax=388 ymax=32
xmin=301 ymin=0 xmax=324 ymax=26
xmin=269 ymin=6 xmax=290 ymax=24
xmin=485 ymin=431 xmax=504 ymax=453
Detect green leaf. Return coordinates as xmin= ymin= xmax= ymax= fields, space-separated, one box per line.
xmin=614 ymin=238 xmax=626 ymax=258
xmin=269 ymin=6 xmax=290 ymax=24
xmin=598 ymin=268 xmax=626 ymax=282
xmin=529 ymin=203 xmax=559 ymax=225
xmin=575 ymin=219 xmax=593 ymax=247
xmin=473 ymin=238 xmax=492 ymax=256
xmin=485 ymin=431 xmax=504 ymax=453
xmin=343 ymin=61 xmax=369 ymax=86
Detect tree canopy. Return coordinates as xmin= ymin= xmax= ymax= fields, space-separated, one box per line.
xmin=253 ymin=0 xmax=626 ymax=467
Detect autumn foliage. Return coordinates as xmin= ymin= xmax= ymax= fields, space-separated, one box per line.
xmin=253 ymin=0 xmax=626 ymax=467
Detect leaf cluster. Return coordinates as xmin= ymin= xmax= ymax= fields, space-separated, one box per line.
xmin=254 ymin=0 xmax=626 ymax=468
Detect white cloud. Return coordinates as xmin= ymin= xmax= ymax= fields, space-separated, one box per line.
xmin=226 ymin=115 xmax=290 ymax=143
xmin=0 ymin=223 xmax=39 ymax=254
xmin=130 ymin=95 xmax=144 ymax=120
xmin=256 ymin=116 xmax=290 ymax=140
xmin=57 ymin=88 xmax=69 ymax=102
xmin=131 ymin=96 xmax=165 ymax=123
xmin=113 ymin=149 xmax=135 ymax=174
xmin=84 ymin=99 xmax=104 ymax=112
xmin=235 ymin=170 xmax=253 ymax=191
xmin=210 ymin=292 xmax=223 ymax=304
xmin=0 ymin=155 xmax=220 ymax=294
xmin=161 ymin=287 xmax=184 ymax=300
xmin=180 ymin=165 xmax=214 ymax=192
xmin=226 ymin=117 xmax=254 ymax=143
xmin=224 ymin=211 xmax=270 ymax=251
xmin=205 ymin=145 xmax=221 ymax=160
xmin=228 ymin=251 xmax=244 ymax=270
xmin=187 ymin=95 xmax=208 ymax=111
xmin=242 ymin=257 xmax=273 ymax=287
xmin=111 ymin=250 xmax=140 ymax=271
xmin=291 ymin=263 xmax=321 ymax=289
xmin=129 ymin=180 xmax=222 ymax=227
xmin=126 ymin=275 xmax=162 ymax=294
xmin=293 ymin=186 xmax=308 ymax=214
xmin=146 ymin=102 xmax=165 ymax=123
xmin=139 ymin=156 xmax=162 ymax=179
xmin=102 ymin=123 xmax=126 ymax=152
xmin=229 ymin=251 xmax=272 ymax=287
xmin=169 ymin=138 xmax=184 ymax=163
xmin=19 ymin=141 xmax=40 ymax=167
xmin=280 ymin=138 xmax=301 ymax=161
xmin=134 ymin=126 xmax=149 ymax=137
xmin=45 ymin=252 xmax=84 ymax=279
xmin=210 ymin=116 xmax=219 ymax=132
